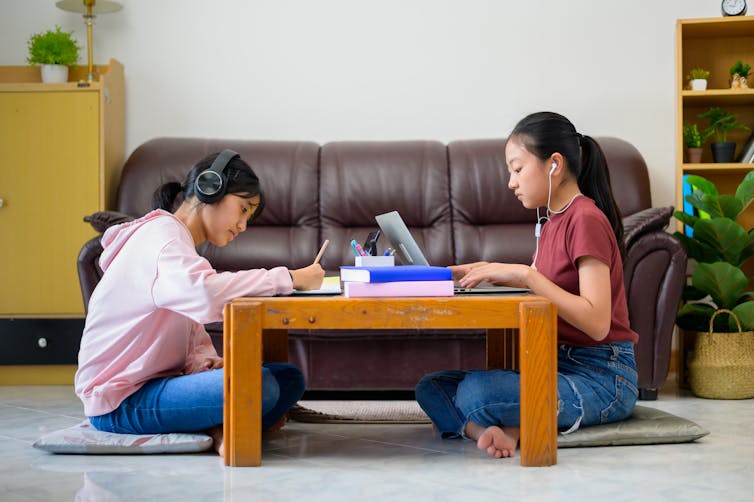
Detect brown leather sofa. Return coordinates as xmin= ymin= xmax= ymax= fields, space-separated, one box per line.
xmin=77 ymin=137 xmax=686 ymax=400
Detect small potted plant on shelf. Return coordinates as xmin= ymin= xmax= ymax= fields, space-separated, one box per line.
xmin=698 ymin=106 xmax=750 ymax=163
xmin=26 ymin=25 xmax=81 ymax=83
xmin=729 ymin=60 xmax=751 ymax=90
xmin=683 ymin=122 xmax=712 ymax=163
xmin=686 ymin=67 xmax=710 ymax=91
xmin=673 ymin=172 xmax=754 ymax=399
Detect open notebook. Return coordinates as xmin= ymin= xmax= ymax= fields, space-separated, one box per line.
xmin=290 ymin=275 xmax=342 ymax=296
xmin=375 ymin=211 xmax=530 ymax=295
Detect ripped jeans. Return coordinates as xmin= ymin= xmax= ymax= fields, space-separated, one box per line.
xmin=414 ymin=342 xmax=638 ymax=438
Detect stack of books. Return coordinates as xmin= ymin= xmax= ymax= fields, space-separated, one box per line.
xmin=339 ymin=265 xmax=454 ymax=298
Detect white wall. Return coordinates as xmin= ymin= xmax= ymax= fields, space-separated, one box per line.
xmin=1 ymin=0 xmax=719 ymax=207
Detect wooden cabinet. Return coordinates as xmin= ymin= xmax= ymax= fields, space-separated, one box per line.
xmin=675 ymin=18 xmax=754 ymax=387
xmin=0 ymin=60 xmax=124 ymax=317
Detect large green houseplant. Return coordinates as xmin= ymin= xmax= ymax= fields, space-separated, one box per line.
xmin=673 ymin=171 xmax=754 ymax=332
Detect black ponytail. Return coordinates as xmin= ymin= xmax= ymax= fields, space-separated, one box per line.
xmin=508 ymin=111 xmax=625 ymax=258
xmin=152 ymin=181 xmax=184 ymax=212
xmin=577 ymin=135 xmax=625 ymax=258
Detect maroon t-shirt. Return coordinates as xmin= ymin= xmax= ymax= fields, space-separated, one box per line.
xmin=535 ymin=196 xmax=638 ymax=347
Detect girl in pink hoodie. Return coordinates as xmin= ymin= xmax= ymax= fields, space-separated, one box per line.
xmin=75 ymin=150 xmax=324 ymax=457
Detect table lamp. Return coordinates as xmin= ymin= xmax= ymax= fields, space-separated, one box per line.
xmin=55 ymin=0 xmax=122 ymax=82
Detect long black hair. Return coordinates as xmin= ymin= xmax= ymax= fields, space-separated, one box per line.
xmin=152 ymin=152 xmax=266 ymax=223
xmin=508 ymin=111 xmax=625 ymax=258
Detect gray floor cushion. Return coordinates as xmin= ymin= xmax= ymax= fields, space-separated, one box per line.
xmin=289 ymin=401 xmax=709 ymax=447
xmin=33 ymin=420 xmax=213 ymax=454
xmin=557 ymin=405 xmax=709 ymax=447
xmin=33 ymin=404 xmax=708 ymax=454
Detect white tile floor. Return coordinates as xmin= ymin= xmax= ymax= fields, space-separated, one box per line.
xmin=1 ymin=380 xmax=753 ymax=502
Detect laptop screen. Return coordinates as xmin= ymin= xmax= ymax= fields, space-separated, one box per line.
xmin=374 ymin=211 xmax=430 ymax=266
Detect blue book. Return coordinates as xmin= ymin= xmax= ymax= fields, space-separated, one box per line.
xmin=682 ymin=174 xmax=694 ymax=237
xmin=339 ymin=265 xmax=452 ymax=283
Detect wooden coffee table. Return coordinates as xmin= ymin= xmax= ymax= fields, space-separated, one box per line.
xmin=222 ymin=295 xmax=557 ymax=467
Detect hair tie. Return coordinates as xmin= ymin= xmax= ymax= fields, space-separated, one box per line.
xmin=577 ymin=133 xmax=585 ymax=146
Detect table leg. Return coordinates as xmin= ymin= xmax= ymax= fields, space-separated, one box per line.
xmin=518 ymin=300 xmax=558 ymax=467
xmin=224 ymin=301 xmax=263 ymax=467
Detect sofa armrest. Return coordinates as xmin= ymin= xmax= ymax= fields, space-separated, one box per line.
xmin=84 ymin=211 xmax=135 ymax=233
xmin=622 ymin=225 xmax=687 ymax=393
xmin=77 ymin=235 xmax=105 ymax=313
xmin=622 ymin=206 xmax=673 ymax=250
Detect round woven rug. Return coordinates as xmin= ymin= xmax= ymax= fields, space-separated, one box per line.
xmin=288 ymin=400 xmax=431 ymax=424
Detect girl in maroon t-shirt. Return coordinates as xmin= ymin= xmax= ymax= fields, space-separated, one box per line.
xmin=415 ymin=112 xmax=639 ymax=459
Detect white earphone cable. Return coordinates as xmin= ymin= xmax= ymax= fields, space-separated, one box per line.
xmin=533 ymin=163 xmax=581 ymax=268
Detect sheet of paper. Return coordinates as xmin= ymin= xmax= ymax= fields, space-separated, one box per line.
xmin=291 ymin=275 xmax=341 ymax=295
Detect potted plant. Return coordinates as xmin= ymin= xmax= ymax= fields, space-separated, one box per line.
xmin=698 ymin=106 xmax=751 ymax=163
xmin=729 ymin=60 xmax=751 ymax=90
xmin=683 ymin=122 xmax=712 ymax=163
xmin=26 ymin=25 xmax=81 ymax=83
xmin=686 ymin=67 xmax=710 ymax=91
xmin=673 ymin=172 xmax=754 ymax=398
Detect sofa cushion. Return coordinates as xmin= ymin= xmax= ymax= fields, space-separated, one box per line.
xmin=320 ymin=141 xmax=454 ymax=266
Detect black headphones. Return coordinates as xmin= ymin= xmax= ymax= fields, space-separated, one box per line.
xmin=194 ymin=149 xmax=240 ymax=204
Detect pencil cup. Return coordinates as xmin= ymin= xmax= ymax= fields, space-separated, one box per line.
xmin=355 ymin=256 xmax=395 ymax=267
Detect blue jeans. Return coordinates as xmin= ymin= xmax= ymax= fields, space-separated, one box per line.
xmin=415 ymin=342 xmax=638 ymax=438
xmin=89 ymin=363 xmax=305 ymax=434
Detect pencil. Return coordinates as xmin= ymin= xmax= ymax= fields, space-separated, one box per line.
xmin=313 ymin=239 xmax=329 ymax=264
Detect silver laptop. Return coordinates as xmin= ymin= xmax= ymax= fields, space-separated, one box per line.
xmin=374 ymin=211 xmax=530 ymax=294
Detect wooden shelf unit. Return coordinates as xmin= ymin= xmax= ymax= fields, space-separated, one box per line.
xmin=675 ymin=17 xmax=754 ymax=388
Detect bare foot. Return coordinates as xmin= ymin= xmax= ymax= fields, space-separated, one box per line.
xmin=265 ymin=414 xmax=287 ymax=433
xmin=476 ymin=425 xmax=519 ymax=458
xmin=465 ymin=421 xmax=519 ymax=459
xmin=208 ymin=425 xmax=224 ymax=458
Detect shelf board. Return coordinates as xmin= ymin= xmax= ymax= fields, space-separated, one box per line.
xmin=682 ymin=163 xmax=754 ymax=174
xmin=681 ymin=89 xmax=754 ymax=106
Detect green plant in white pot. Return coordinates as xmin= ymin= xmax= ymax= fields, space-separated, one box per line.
xmin=686 ymin=67 xmax=710 ymax=91
xmin=26 ymin=25 xmax=81 ymax=83
xmin=673 ymin=171 xmax=754 ymax=333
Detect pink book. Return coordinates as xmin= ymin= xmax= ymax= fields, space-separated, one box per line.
xmin=343 ymin=280 xmax=454 ymax=298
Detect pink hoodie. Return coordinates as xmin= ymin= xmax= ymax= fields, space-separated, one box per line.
xmin=75 ymin=209 xmax=293 ymax=416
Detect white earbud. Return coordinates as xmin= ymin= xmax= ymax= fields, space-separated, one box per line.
xmin=549 ymin=162 xmax=557 ymax=175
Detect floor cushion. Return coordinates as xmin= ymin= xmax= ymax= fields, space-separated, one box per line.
xmin=289 ymin=402 xmax=710 ymax=447
xmin=33 ymin=421 xmax=213 ymax=454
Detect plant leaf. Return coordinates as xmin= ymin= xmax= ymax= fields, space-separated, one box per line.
xmin=684 ymin=175 xmax=718 ymax=197
xmin=736 ymin=176 xmax=754 ymax=210
xmin=732 ymin=302 xmax=754 ymax=331
xmin=672 ymin=210 xmax=697 ymax=228
xmin=676 ymin=302 xmax=716 ymax=332
xmin=692 ymin=218 xmax=752 ymax=265
xmin=691 ymin=262 xmax=748 ymax=309
xmin=672 ymin=231 xmax=719 ymax=263
xmin=717 ymin=194 xmax=744 ymax=220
